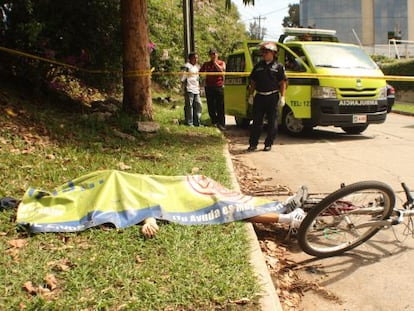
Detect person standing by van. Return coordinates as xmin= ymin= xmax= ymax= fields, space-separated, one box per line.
xmin=247 ymin=42 xmax=287 ymax=152
xmin=200 ymin=48 xmax=226 ymax=131
xmin=181 ymin=52 xmax=202 ymax=127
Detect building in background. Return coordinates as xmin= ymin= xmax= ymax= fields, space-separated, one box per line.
xmin=300 ymin=0 xmax=414 ymax=57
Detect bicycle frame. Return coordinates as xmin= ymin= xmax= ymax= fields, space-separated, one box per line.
xmin=318 ymin=183 xmax=414 ymax=229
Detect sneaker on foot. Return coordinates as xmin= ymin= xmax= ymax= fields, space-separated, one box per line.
xmin=284 ymin=185 xmax=308 ymax=213
xmin=288 ymin=208 xmax=306 ymax=229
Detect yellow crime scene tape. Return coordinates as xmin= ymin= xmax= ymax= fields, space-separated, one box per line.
xmin=1 ymin=45 xmax=414 ymax=82
xmin=0 ymin=46 xmax=150 ymax=77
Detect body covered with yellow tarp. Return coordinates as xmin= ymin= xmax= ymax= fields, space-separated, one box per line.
xmin=16 ymin=170 xmax=286 ymax=232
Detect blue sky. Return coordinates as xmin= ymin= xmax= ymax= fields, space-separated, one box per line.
xmin=232 ymin=0 xmax=299 ymax=41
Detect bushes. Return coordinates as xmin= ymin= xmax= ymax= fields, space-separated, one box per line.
xmin=0 ymin=1 xmax=122 ymax=93
xmin=379 ymin=58 xmax=414 ymax=91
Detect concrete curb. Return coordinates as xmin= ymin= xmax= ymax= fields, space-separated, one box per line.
xmin=223 ymin=145 xmax=283 ymax=311
xmin=391 ymin=109 xmax=414 ymax=117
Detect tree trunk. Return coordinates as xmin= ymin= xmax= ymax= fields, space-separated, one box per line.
xmin=121 ymin=0 xmax=153 ymax=120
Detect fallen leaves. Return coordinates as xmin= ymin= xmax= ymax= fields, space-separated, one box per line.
xmin=6 ymin=239 xmax=71 ymax=299
xmin=1 ymin=122 xmax=54 ymax=155
xmin=112 ymin=128 xmax=136 ymax=141
xmin=136 ymin=153 xmax=164 ymax=161
xmin=8 ymin=238 xmax=28 ymax=248
xmin=5 ymin=239 xmax=28 ymax=262
xmin=47 ymin=258 xmax=74 ymax=272
xmin=45 ymin=274 xmax=59 ymax=291
xmin=23 ymin=273 xmax=61 ymax=299
xmin=23 ymin=281 xmax=37 ymax=295
xmin=231 ymin=158 xmax=290 ymax=198
xmin=230 ymin=297 xmax=251 ymax=305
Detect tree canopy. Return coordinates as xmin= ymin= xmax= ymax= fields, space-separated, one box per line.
xmin=0 ymin=0 xmax=299 ymax=118
xmin=282 ymin=4 xmax=300 ymax=28
xmin=0 ymin=1 xmax=245 ymax=93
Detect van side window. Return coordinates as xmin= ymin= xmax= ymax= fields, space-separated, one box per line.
xmin=289 ymin=47 xmax=309 ymax=67
xmin=227 ymin=54 xmax=245 ymax=72
xmin=285 ymin=50 xmax=306 ymax=72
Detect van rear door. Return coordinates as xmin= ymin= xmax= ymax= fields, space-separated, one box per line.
xmin=224 ymin=52 xmax=250 ymax=126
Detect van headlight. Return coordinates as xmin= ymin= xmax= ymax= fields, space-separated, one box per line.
xmin=312 ymin=86 xmax=337 ymax=99
xmin=378 ymin=86 xmax=387 ymax=100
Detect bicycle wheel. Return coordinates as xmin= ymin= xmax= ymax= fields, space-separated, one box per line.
xmin=298 ymin=181 xmax=395 ymax=258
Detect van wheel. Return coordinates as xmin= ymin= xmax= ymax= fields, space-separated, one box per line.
xmin=282 ymin=108 xmax=311 ymax=136
xmin=235 ymin=116 xmax=250 ymax=128
xmin=341 ymin=125 xmax=368 ymax=134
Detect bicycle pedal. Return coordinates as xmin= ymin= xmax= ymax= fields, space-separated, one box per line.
xmin=286 ymin=228 xmax=299 ymax=240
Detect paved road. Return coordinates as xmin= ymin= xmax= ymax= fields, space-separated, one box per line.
xmin=226 ymin=113 xmax=414 ymax=310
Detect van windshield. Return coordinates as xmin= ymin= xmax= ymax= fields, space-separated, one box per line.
xmin=303 ymin=44 xmax=379 ymax=70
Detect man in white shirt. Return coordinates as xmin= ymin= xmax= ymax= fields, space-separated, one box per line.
xmin=181 ymin=52 xmax=202 ymax=126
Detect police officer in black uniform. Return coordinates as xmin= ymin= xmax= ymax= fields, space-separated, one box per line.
xmin=247 ymin=42 xmax=287 ymax=152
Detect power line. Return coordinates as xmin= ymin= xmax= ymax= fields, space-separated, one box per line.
xmin=261 ymin=6 xmax=290 ymax=17
xmin=238 ymin=6 xmax=290 ymax=24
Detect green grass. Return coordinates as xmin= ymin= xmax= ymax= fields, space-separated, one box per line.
xmin=0 ymin=80 xmax=262 ymax=310
xmin=393 ymin=102 xmax=414 ymax=114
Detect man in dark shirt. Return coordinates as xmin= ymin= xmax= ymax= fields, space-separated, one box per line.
xmin=200 ymin=48 xmax=226 ymax=131
xmin=247 ymin=42 xmax=287 ymax=152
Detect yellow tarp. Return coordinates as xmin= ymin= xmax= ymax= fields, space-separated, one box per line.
xmin=16 ymin=170 xmax=285 ymax=232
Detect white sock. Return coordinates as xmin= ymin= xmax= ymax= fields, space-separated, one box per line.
xmin=278 ymin=214 xmax=291 ymax=224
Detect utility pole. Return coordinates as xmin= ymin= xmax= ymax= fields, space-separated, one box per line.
xmin=183 ymin=0 xmax=194 ymax=61
xmin=254 ymin=15 xmax=266 ymax=39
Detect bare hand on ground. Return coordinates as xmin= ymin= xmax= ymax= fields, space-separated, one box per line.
xmin=141 ymin=217 xmax=159 ymax=238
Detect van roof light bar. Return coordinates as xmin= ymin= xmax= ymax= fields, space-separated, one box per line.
xmin=282 ymin=27 xmax=337 ymax=36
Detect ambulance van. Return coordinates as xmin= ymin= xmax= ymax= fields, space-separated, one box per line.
xmin=224 ymin=28 xmax=388 ymax=135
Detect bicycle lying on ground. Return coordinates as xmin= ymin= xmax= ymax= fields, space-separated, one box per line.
xmin=296 ymin=181 xmax=414 ymax=258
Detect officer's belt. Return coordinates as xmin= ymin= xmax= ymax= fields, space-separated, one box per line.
xmin=256 ymin=90 xmax=278 ymax=96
